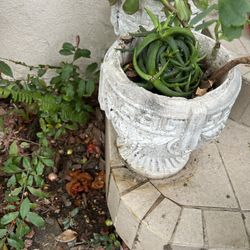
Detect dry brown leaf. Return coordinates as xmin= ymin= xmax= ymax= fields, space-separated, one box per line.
xmin=66 ymin=170 xmax=92 ymax=196
xmin=55 ymin=229 xmax=77 ymax=243
xmin=91 ymin=170 xmax=105 ymax=190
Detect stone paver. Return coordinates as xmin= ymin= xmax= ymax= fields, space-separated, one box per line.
xmin=217 ymin=120 xmax=250 ymax=210
xmin=107 ymin=167 xmax=146 ymax=223
xmin=241 ymin=103 xmax=250 ymax=127
xmin=204 ymin=210 xmax=249 ymax=249
xmin=115 ymin=182 xmax=160 ymax=248
xmin=152 ymin=143 xmax=237 ymax=209
xmin=172 ymin=208 xmax=203 ymax=249
xmin=230 ymin=79 xmax=250 ymax=123
xmin=106 ymin=118 xmax=250 ymax=249
xmin=134 ymin=199 xmax=181 ymax=250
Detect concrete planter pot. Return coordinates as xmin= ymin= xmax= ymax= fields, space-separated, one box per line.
xmin=99 ymin=32 xmax=242 ymax=179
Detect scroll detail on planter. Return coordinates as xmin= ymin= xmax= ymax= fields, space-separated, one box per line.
xmin=99 ymin=32 xmax=241 ymax=179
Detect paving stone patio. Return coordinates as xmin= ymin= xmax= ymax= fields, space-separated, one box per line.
xmin=105 ymin=31 xmax=250 ymax=250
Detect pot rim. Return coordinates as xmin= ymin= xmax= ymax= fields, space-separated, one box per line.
xmin=102 ymin=32 xmax=241 ymax=115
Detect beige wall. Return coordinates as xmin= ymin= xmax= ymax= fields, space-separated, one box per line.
xmin=0 ymin=0 xmax=115 ymax=76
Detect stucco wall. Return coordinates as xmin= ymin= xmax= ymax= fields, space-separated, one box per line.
xmin=0 ymin=0 xmax=115 ymax=76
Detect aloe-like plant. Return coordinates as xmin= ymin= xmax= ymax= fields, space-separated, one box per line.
xmin=132 ymin=9 xmax=204 ymax=97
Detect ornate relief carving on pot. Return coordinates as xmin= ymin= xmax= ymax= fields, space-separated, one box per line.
xmin=99 ymin=32 xmax=242 ymax=179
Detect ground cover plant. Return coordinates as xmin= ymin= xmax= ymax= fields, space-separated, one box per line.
xmin=0 ymin=38 xmax=121 ymax=250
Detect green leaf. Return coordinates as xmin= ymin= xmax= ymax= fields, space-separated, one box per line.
xmin=195 ymin=19 xmax=217 ymax=31
xmin=39 ymin=118 xmax=47 ymax=132
xmin=26 ymin=212 xmax=45 ymax=228
xmin=10 ymin=187 xmax=22 ymax=196
xmin=59 ymin=49 xmax=74 ymax=56
xmin=16 ymin=172 xmax=27 ymax=186
xmin=145 ymin=8 xmax=159 ymax=29
xmin=78 ymin=79 xmax=95 ymax=97
xmin=221 ymin=24 xmax=243 ymax=41
xmin=190 ymin=4 xmax=217 ymax=26
xmin=123 ymin=0 xmax=139 ymax=15
xmin=34 ymin=175 xmax=44 ymax=188
xmin=65 ymin=123 xmax=78 ymax=130
xmin=3 ymin=164 xmax=22 ymax=174
xmin=27 ymin=175 xmax=33 ymax=186
xmin=86 ymin=63 xmax=98 ymax=77
xmin=74 ymin=48 xmax=91 ymax=61
xmin=63 ymin=42 xmax=75 ymax=51
xmin=78 ymin=79 xmax=86 ymax=97
xmin=83 ymin=104 xmax=93 ymax=113
xmin=85 ymin=80 xmax=95 ymax=96
xmin=5 ymin=195 xmax=19 ymax=203
xmin=27 ymin=186 xmax=48 ymax=198
xmin=192 ymin=0 xmax=208 ymax=10
xmin=70 ymin=208 xmax=79 ymax=217
xmin=7 ymin=175 xmax=16 ymax=188
xmin=19 ymin=142 xmax=30 ymax=149
xmin=20 ymin=198 xmax=31 ymax=219
xmin=7 ymin=237 xmax=24 ymax=250
xmin=40 ymin=158 xmax=54 ymax=168
xmin=22 ymin=157 xmax=32 ymax=171
xmin=0 ymin=212 xmax=19 ymax=225
xmin=36 ymin=161 xmax=44 ymax=175
xmin=16 ymin=221 xmax=30 ymax=238
xmin=0 ymin=229 xmax=7 ymax=238
xmin=64 ymin=84 xmax=74 ymax=100
xmin=175 ymin=0 xmax=191 ymax=22
xmin=38 ymin=68 xmax=47 ymax=77
xmin=114 ymin=240 xmax=121 ymax=247
xmin=218 ymin=0 xmax=250 ymax=27
xmin=5 ymin=204 xmax=16 ymax=211
xmin=9 ymin=141 xmax=19 ymax=156
xmin=61 ymin=64 xmax=74 ymax=80
xmin=0 ymin=61 xmax=13 ymax=77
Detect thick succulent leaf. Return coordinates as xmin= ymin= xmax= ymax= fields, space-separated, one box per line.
xmin=192 ymin=0 xmax=208 ymax=10
xmin=190 ymin=4 xmax=217 ymax=26
xmin=123 ymin=0 xmax=139 ymax=15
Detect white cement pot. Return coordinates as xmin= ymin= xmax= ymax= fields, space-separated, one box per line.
xmin=99 ymin=33 xmax=242 ymax=179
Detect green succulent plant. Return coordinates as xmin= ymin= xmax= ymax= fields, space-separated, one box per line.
xmin=132 ymin=9 xmax=204 ymax=97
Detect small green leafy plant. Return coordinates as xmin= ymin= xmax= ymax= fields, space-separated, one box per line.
xmin=0 ymin=139 xmax=52 ymax=249
xmin=0 ymin=39 xmax=98 ymax=249
xmin=90 ymin=232 xmax=121 ymax=250
xmin=0 ymin=39 xmax=99 ymax=138
xmin=62 ymin=208 xmax=79 ymax=229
